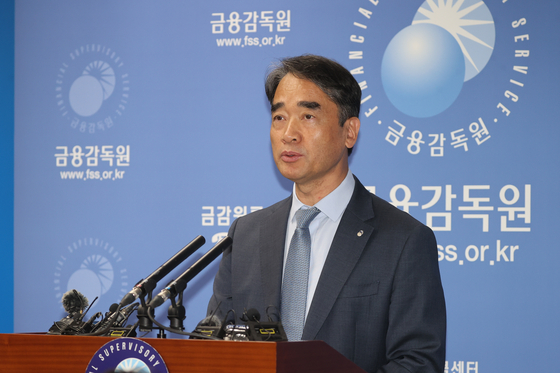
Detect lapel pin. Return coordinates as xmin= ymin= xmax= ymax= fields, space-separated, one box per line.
xmin=357 ymin=230 xmax=363 ymax=237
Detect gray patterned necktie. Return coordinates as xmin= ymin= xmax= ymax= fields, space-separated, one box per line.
xmin=281 ymin=206 xmax=321 ymax=341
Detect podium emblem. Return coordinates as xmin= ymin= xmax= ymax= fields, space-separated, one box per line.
xmin=87 ymin=337 xmax=168 ymax=373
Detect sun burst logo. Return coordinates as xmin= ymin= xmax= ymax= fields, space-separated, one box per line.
xmin=68 ymin=60 xmax=116 ymax=117
xmin=345 ymin=0 xmax=529 ymax=157
xmin=53 ymin=237 xmax=128 ymax=314
xmin=413 ymin=0 xmax=495 ymax=82
xmin=55 ymin=45 xmax=130 ymax=134
xmin=115 ymin=358 xmax=151 ymax=373
xmin=382 ymin=0 xmax=495 ymax=117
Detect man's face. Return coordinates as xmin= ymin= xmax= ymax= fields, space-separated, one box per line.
xmin=270 ymin=74 xmax=359 ymax=193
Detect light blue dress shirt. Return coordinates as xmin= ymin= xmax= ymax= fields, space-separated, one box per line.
xmin=283 ymin=169 xmax=355 ymax=318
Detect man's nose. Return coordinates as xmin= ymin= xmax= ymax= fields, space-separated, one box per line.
xmin=282 ymin=118 xmax=301 ymax=143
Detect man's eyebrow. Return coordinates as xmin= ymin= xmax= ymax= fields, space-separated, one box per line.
xmin=271 ymin=102 xmax=284 ymax=113
xmin=298 ymin=101 xmax=321 ymax=110
xmin=270 ymin=100 xmax=321 ymax=113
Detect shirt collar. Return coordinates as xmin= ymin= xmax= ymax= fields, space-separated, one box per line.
xmin=290 ymin=169 xmax=355 ymax=222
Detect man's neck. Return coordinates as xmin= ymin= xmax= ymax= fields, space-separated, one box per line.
xmin=294 ymin=167 xmax=349 ymax=206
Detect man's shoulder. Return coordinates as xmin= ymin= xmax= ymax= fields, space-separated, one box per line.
xmin=235 ymin=195 xmax=291 ymax=223
xmin=352 ymin=177 xmax=428 ymax=231
xmin=227 ymin=195 xmax=291 ymax=241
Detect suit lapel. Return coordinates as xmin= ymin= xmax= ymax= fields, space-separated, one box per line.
xmin=303 ymin=178 xmax=376 ymax=340
xmin=259 ymin=197 xmax=292 ymax=315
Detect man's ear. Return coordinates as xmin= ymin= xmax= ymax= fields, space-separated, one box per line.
xmin=344 ymin=117 xmax=360 ymax=149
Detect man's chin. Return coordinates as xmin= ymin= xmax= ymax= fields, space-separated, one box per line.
xmin=277 ymin=168 xmax=302 ymax=184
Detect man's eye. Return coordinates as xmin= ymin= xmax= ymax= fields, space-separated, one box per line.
xmin=304 ymin=114 xmax=314 ymax=120
xmin=273 ymin=115 xmax=283 ymax=121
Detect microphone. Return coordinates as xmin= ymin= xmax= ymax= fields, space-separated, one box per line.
xmin=190 ymin=315 xmax=223 ymax=339
xmin=245 ymin=308 xmax=261 ymax=322
xmin=120 ymin=235 xmax=206 ymax=306
xmin=197 ymin=314 xmax=222 ymax=327
xmin=62 ymin=289 xmax=89 ymax=316
xmin=148 ymin=236 xmax=232 ymax=308
xmin=113 ymin=302 xmax=138 ymax=327
xmin=245 ymin=306 xmax=287 ymax=342
xmin=47 ymin=289 xmax=90 ymax=335
xmin=103 ymin=303 xmax=129 ymax=328
xmin=90 ymin=302 xmax=138 ymax=334
xmin=80 ymin=311 xmax=102 ymax=333
xmin=191 ymin=302 xmax=230 ymax=340
xmin=265 ymin=305 xmax=281 ymax=322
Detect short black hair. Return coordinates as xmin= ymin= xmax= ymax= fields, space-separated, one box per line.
xmin=265 ymin=54 xmax=361 ymax=155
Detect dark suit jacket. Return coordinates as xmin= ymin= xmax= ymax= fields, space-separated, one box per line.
xmin=208 ymin=176 xmax=446 ymax=373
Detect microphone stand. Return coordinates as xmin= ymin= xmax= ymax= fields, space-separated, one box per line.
xmin=166 ymin=279 xmax=187 ymax=332
xmin=143 ymin=236 xmax=232 ymax=339
xmin=135 ymin=279 xmax=166 ymax=338
xmin=146 ymin=304 xmax=221 ymax=340
xmin=136 ymin=279 xmax=188 ymax=338
xmin=144 ymin=280 xmax=222 ymax=340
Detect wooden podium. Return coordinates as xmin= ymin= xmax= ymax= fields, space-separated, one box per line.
xmin=0 ymin=333 xmax=365 ymax=372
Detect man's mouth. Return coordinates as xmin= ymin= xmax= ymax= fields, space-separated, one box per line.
xmin=281 ymin=151 xmax=302 ymax=162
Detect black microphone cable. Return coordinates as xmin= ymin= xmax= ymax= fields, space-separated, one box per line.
xmin=80 ymin=302 xmax=127 ymax=336
xmin=145 ymin=305 xmax=222 ymax=340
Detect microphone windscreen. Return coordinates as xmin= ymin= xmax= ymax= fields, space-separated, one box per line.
xmin=246 ymin=308 xmax=261 ymax=322
xmin=109 ymin=303 xmax=119 ymax=313
xmin=61 ymin=290 xmax=89 ymax=314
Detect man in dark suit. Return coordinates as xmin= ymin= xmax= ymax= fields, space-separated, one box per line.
xmin=207 ymin=55 xmax=446 ymax=373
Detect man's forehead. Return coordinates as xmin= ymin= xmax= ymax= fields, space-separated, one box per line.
xmin=272 ymin=74 xmax=331 ymax=106
xmin=277 ymin=73 xmax=322 ymax=92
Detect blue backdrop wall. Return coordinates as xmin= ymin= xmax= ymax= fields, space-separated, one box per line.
xmin=0 ymin=0 xmax=14 ymax=334
xmin=7 ymin=1 xmax=560 ymax=371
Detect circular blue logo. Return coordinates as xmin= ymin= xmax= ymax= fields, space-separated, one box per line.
xmin=87 ymin=338 xmax=168 ymax=373
xmin=55 ymin=44 xmax=130 ymax=134
xmin=382 ymin=23 xmax=465 ymax=118
xmin=381 ymin=0 xmax=495 ymax=118
xmin=53 ymin=238 xmax=128 ymax=317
